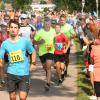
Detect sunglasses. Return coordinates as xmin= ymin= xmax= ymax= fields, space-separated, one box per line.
xmin=21 ymin=18 xmax=26 ymax=20
xmin=4 ymin=19 xmax=10 ymax=20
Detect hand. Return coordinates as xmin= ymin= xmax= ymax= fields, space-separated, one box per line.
xmin=30 ymin=64 xmax=36 ymax=72
xmin=39 ymin=39 xmax=45 ymax=44
xmin=70 ymin=34 xmax=75 ymax=39
xmin=63 ymin=48 xmax=68 ymax=54
xmin=0 ymin=63 xmax=3 ymax=68
xmin=54 ymin=43 xmax=58 ymax=49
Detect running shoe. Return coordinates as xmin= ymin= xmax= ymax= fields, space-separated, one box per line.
xmin=44 ymin=83 xmax=50 ymax=91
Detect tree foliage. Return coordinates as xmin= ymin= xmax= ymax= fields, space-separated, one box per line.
xmin=40 ymin=0 xmax=47 ymax=4
xmin=12 ymin=0 xmax=32 ymax=11
xmin=0 ymin=1 xmax=5 ymax=10
xmin=53 ymin=0 xmax=100 ymax=13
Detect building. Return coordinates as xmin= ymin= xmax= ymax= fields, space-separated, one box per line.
xmin=31 ymin=0 xmax=55 ymax=11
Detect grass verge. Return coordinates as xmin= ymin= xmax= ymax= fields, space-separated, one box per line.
xmin=75 ymin=37 xmax=93 ymax=100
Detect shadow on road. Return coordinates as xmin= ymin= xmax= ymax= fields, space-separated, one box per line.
xmin=28 ymin=78 xmax=76 ymax=98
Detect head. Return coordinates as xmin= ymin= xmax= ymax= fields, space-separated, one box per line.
xmin=51 ymin=20 xmax=57 ymax=28
xmin=20 ymin=14 xmax=28 ymax=26
xmin=59 ymin=14 xmax=67 ymax=26
xmin=9 ymin=20 xmax=20 ymax=38
xmin=4 ymin=14 xmax=10 ymax=24
xmin=55 ymin=23 xmax=61 ymax=34
xmin=0 ymin=22 xmax=7 ymax=33
xmin=27 ymin=17 xmax=31 ymax=24
xmin=44 ymin=17 xmax=51 ymax=31
xmin=31 ymin=14 xmax=37 ymax=24
xmin=14 ymin=16 xmax=19 ymax=22
xmin=37 ymin=16 xmax=41 ymax=23
xmin=94 ymin=39 xmax=100 ymax=45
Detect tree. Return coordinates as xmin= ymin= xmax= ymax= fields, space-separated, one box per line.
xmin=40 ymin=0 xmax=47 ymax=4
xmin=0 ymin=1 xmax=5 ymax=10
xmin=53 ymin=0 xmax=100 ymax=14
xmin=12 ymin=0 xmax=32 ymax=11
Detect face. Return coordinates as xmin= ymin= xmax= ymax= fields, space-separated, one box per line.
xmin=4 ymin=17 xmax=10 ymax=24
xmin=60 ymin=17 xmax=66 ymax=25
xmin=55 ymin=25 xmax=61 ymax=33
xmin=1 ymin=25 xmax=7 ymax=32
xmin=44 ymin=21 xmax=51 ymax=30
xmin=14 ymin=16 xmax=19 ymax=22
xmin=9 ymin=23 xmax=19 ymax=37
xmin=21 ymin=18 xmax=27 ymax=25
xmin=31 ymin=16 xmax=37 ymax=24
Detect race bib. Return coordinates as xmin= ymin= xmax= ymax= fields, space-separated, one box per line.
xmin=55 ymin=43 xmax=63 ymax=50
xmin=46 ymin=44 xmax=53 ymax=52
xmin=9 ymin=50 xmax=24 ymax=63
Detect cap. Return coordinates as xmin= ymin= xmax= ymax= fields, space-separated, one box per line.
xmin=51 ymin=20 xmax=57 ymax=24
xmin=44 ymin=16 xmax=51 ymax=22
xmin=0 ymin=22 xmax=7 ymax=26
xmin=20 ymin=14 xmax=27 ymax=19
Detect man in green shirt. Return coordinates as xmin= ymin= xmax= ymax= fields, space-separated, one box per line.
xmin=60 ymin=14 xmax=75 ymax=78
xmin=33 ymin=17 xmax=56 ymax=91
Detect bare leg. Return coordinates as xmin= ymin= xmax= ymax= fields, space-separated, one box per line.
xmin=56 ymin=62 xmax=61 ymax=79
xmin=46 ymin=60 xmax=53 ymax=84
xmin=97 ymin=97 xmax=100 ymax=100
xmin=19 ymin=91 xmax=28 ymax=100
xmin=9 ymin=92 xmax=16 ymax=100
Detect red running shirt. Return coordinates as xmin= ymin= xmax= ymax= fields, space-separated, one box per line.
xmin=54 ymin=33 xmax=70 ymax=55
xmin=0 ymin=31 xmax=9 ymax=46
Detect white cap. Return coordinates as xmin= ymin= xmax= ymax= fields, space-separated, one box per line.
xmin=20 ymin=14 xmax=27 ymax=18
xmin=0 ymin=21 xmax=7 ymax=26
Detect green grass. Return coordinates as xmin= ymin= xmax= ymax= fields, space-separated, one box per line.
xmin=75 ymin=37 xmax=93 ymax=100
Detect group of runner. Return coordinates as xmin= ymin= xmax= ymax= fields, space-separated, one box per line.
xmin=0 ymin=10 xmax=76 ymax=100
xmin=0 ymin=9 xmax=100 ymax=100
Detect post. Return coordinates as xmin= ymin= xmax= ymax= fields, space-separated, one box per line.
xmin=96 ymin=0 xmax=99 ymax=18
xmin=82 ymin=0 xmax=85 ymax=14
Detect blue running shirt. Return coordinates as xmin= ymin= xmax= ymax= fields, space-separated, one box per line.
xmin=0 ymin=37 xmax=35 ymax=76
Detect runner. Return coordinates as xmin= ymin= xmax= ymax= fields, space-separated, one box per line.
xmin=19 ymin=14 xmax=35 ymax=41
xmin=33 ymin=17 xmax=56 ymax=91
xmin=4 ymin=14 xmax=10 ymax=24
xmin=0 ymin=20 xmax=36 ymax=100
xmin=54 ymin=23 xmax=70 ymax=85
xmin=59 ymin=14 xmax=75 ymax=77
xmin=0 ymin=22 xmax=9 ymax=89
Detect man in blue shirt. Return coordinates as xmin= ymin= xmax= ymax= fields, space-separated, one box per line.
xmin=0 ymin=20 xmax=36 ymax=100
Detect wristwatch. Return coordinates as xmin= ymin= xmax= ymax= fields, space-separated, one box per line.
xmin=31 ymin=61 xmax=36 ymax=65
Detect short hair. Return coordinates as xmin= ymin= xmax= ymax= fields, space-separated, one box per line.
xmin=44 ymin=16 xmax=51 ymax=22
xmin=9 ymin=20 xmax=20 ymax=28
xmin=4 ymin=14 xmax=10 ymax=19
xmin=60 ymin=14 xmax=66 ymax=19
xmin=31 ymin=14 xmax=36 ymax=18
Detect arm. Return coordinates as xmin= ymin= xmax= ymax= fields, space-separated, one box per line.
xmin=33 ymin=39 xmax=45 ymax=45
xmin=63 ymin=34 xmax=71 ymax=53
xmin=33 ymin=31 xmax=45 ymax=45
xmin=90 ymin=47 xmax=94 ymax=65
xmin=0 ymin=58 xmax=5 ymax=80
xmin=30 ymin=51 xmax=37 ymax=72
xmin=0 ymin=43 xmax=6 ymax=80
xmin=70 ymin=25 xmax=76 ymax=39
xmin=26 ymin=40 xmax=37 ymax=72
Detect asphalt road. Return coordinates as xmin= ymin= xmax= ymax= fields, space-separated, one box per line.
xmin=0 ymin=45 xmax=77 ymax=100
